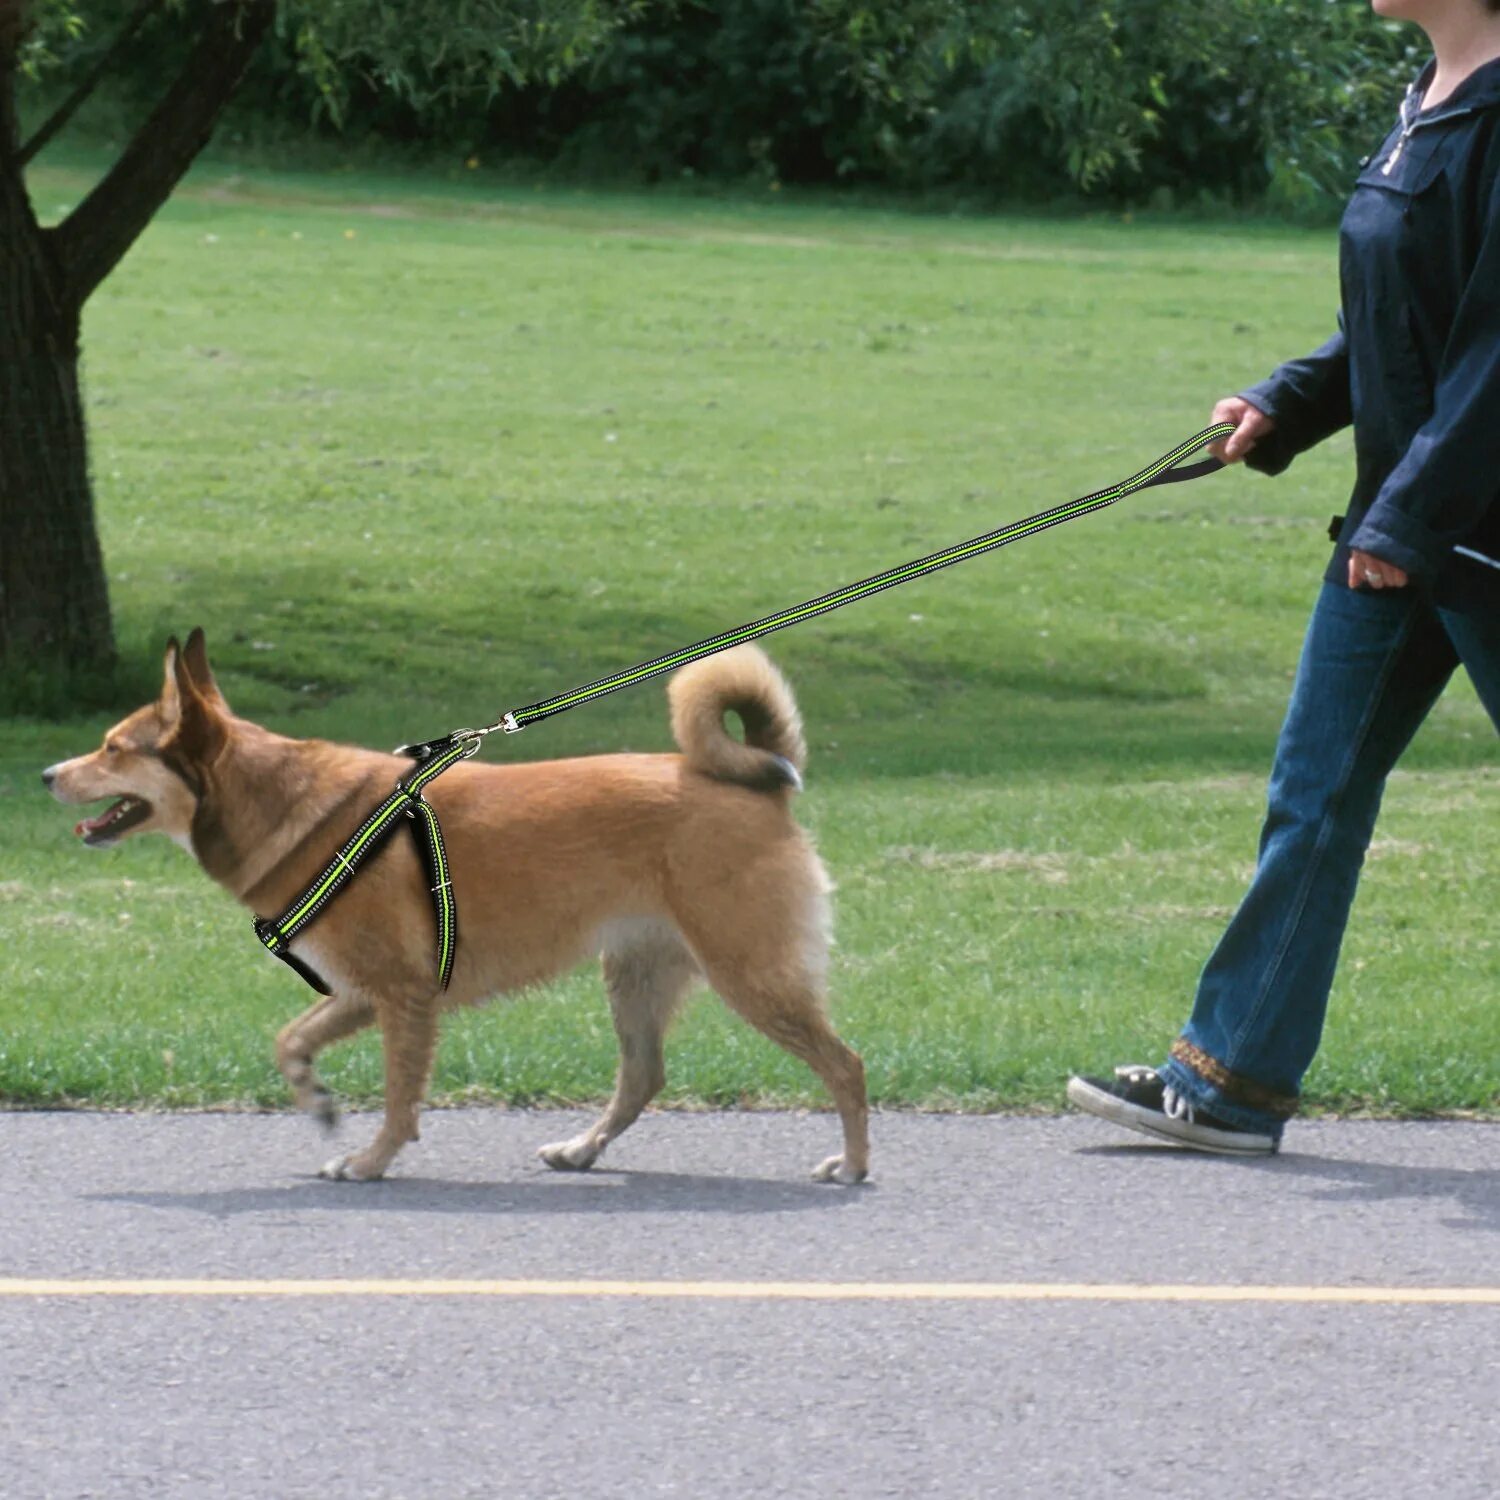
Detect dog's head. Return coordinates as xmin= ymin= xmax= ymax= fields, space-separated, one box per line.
xmin=43 ymin=628 xmax=229 ymax=849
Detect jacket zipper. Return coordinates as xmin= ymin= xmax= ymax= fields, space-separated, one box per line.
xmin=1382 ymin=84 xmax=1484 ymax=175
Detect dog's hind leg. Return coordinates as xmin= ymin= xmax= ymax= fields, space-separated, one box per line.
xmin=720 ymin=983 xmax=868 ymax=1185
xmin=320 ymin=996 xmax=438 ymax=1182
xmin=275 ymin=992 xmax=375 ymax=1130
xmin=537 ymin=921 xmax=699 ymax=1172
xmin=680 ymin=874 xmax=869 ymax=1184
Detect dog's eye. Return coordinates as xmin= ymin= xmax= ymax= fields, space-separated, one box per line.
xmin=105 ymin=743 xmax=120 ymax=755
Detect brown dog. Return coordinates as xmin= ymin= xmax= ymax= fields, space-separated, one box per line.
xmin=43 ymin=630 xmax=868 ymax=1183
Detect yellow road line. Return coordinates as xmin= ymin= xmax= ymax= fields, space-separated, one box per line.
xmin=1 ymin=1278 xmax=1498 ymax=1304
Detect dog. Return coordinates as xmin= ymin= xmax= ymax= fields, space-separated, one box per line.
xmin=42 ymin=630 xmax=868 ymax=1184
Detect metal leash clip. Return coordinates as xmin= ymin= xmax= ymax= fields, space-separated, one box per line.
xmin=393 ymin=731 xmax=486 ymax=762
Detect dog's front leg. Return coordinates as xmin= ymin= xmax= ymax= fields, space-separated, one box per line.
xmin=276 ymin=992 xmax=375 ymax=1129
xmin=320 ymin=996 xmax=437 ymax=1182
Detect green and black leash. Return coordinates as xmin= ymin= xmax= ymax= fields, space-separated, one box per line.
xmin=417 ymin=419 xmax=1235 ymax=747
xmin=259 ymin=421 xmax=1235 ymax=992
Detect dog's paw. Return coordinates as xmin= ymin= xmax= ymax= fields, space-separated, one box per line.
xmin=318 ymin=1152 xmax=384 ymax=1182
xmin=537 ymin=1137 xmax=600 ymax=1172
xmin=811 ymin=1155 xmax=868 ymax=1186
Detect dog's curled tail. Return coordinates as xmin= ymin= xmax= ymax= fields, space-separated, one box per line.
xmin=669 ymin=645 xmax=807 ymax=792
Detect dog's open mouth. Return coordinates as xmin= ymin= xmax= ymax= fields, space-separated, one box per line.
xmin=75 ymin=797 xmax=152 ymax=846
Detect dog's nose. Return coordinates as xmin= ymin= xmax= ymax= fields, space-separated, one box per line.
xmin=40 ymin=765 xmax=57 ymax=790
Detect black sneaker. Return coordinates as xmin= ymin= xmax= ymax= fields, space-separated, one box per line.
xmin=1067 ymin=1065 xmax=1278 ymax=1155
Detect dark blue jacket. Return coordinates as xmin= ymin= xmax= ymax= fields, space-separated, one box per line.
xmin=1238 ymin=54 xmax=1500 ymax=613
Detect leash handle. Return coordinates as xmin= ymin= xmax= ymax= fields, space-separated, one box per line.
xmin=431 ymin=421 xmax=1235 ymax=745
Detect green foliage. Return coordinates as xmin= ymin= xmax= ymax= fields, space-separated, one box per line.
xmin=485 ymin=0 xmax=911 ymax=183
xmin=13 ymin=2 xmax=85 ymax=77
xmin=13 ymin=0 xmax=648 ymax=129
xmin=280 ymin=0 xmax=651 ymax=127
xmin=784 ymin=0 xmax=1428 ymax=203
xmin=18 ymin=1 xmax=1429 ymax=208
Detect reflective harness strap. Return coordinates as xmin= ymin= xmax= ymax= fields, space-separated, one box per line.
xmin=252 ymin=735 xmax=479 ymax=994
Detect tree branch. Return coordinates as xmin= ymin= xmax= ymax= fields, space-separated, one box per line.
xmin=18 ymin=0 xmax=164 ymax=169
xmin=51 ymin=0 xmax=275 ymax=307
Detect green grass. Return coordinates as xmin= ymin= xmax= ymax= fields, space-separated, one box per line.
xmin=2 ymin=150 xmax=1495 ymax=1115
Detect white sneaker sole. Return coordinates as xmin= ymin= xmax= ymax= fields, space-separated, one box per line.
xmin=1067 ymin=1075 xmax=1277 ymax=1155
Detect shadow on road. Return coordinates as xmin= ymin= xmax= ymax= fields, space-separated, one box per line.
xmin=86 ymin=1168 xmax=869 ymax=1220
xmin=1077 ymin=1142 xmax=1500 ymax=1233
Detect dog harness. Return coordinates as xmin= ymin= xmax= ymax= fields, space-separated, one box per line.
xmin=252 ymin=734 xmax=479 ymax=995
xmin=250 ymin=423 xmax=1232 ymax=992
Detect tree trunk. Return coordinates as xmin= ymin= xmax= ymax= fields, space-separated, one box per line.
xmin=0 ymin=56 xmax=114 ymax=677
xmin=0 ymin=0 xmax=275 ymax=693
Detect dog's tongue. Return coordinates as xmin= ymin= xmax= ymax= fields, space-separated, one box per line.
xmin=76 ymin=804 xmax=122 ymax=838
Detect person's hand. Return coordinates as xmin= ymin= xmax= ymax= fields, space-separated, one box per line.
xmin=1207 ymin=396 xmax=1275 ymax=463
xmin=1348 ymin=547 xmax=1408 ymax=590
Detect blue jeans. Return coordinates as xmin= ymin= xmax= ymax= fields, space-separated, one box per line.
xmin=1158 ymin=580 xmax=1500 ymax=1137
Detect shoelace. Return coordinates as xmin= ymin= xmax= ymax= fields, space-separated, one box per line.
xmin=1115 ymin=1063 xmax=1196 ymax=1122
xmin=1162 ymin=1087 xmax=1194 ymax=1122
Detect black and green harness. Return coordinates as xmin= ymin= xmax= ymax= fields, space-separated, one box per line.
xmin=253 ymin=735 xmax=476 ymax=995
xmin=254 ymin=421 xmax=1234 ymax=994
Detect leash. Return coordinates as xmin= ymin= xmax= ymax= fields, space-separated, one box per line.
xmin=258 ymin=422 xmax=1234 ymax=992
xmin=403 ymin=420 xmax=1234 ymax=754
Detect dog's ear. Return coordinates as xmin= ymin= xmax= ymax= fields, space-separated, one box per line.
xmin=159 ymin=636 xmax=184 ymax=724
xmin=161 ymin=634 xmax=227 ymax=767
xmin=182 ymin=627 xmax=229 ymax=712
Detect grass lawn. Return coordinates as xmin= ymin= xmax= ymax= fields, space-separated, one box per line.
xmin=2 ymin=152 xmax=1494 ymax=1115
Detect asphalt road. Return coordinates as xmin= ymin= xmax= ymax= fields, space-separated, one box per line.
xmin=1 ymin=1109 xmax=1497 ymax=1500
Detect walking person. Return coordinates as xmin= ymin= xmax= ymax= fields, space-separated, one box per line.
xmin=1069 ymin=0 xmax=1500 ymax=1153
